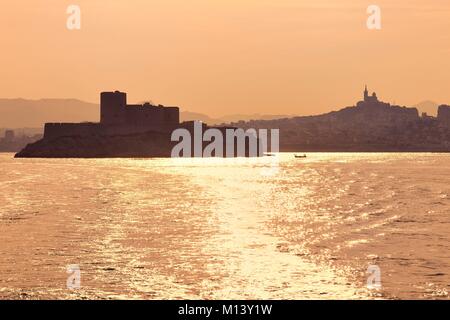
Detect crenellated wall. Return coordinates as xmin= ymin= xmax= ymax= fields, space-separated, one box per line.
xmin=44 ymin=123 xmax=100 ymax=140
xmin=124 ymin=105 xmax=179 ymax=129
xmin=44 ymin=121 xmax=180 ymax=140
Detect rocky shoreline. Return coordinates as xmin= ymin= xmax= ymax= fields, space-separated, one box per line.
xmin=15 ymin=131 xmax=173 ymax=158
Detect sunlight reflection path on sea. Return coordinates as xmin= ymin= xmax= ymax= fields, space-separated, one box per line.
xmin=0 ymin=153 xmax=449 ymax=299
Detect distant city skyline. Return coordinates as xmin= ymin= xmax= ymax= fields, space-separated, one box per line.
xmin=1 ymin=0 xmax=450 ymax=117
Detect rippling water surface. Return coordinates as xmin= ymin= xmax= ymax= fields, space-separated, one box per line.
xmin=0 ymin=153 xmax=449 ymax=299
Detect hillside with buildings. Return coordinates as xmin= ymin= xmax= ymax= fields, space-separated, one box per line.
xmin=229 ymin=87 xmax=450 ymax=152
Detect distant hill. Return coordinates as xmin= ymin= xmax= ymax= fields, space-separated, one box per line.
xmin=181 ymin=112 xmax=291 ymax=125
xmin=179 ymin=111 xmax=217 ymax=124
xmin=213 ymin=114 xmax=291 ymax=124
xmin=0 ymin=98 xmax=290 ymax=128
xmin=0 ymin=99 xmax=99 ymax=128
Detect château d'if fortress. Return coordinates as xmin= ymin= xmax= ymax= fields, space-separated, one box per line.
xmin=44 ymin=91 xmax=180 ymax=140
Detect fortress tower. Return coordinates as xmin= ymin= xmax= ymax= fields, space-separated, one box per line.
xmin=101 ymin=91 xmax=127 ymax=124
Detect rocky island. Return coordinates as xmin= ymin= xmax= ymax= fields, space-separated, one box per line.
xmin=15 ymin=91 xmax=244 ymax=158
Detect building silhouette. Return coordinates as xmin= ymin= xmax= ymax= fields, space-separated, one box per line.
xmin=44 ymin=91 xmax=180 ymax=140
xmin=100 ymin=91 xmax=179 ymax=126
xmin=357 ymin=85 xmax=390 ymax=108
xmin=363 ymin=85 xmax=378 ymax=103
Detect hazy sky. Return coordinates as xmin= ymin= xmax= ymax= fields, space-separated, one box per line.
xmin=1 ymin=0 xmax=450 ymax=116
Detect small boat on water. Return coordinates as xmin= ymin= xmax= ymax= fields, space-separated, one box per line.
xmin=295 ymin=154 xmax=307 ymax=158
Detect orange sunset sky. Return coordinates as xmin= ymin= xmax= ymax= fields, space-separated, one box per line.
xmin=1 ymin=0 xmax=450 ymax=117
